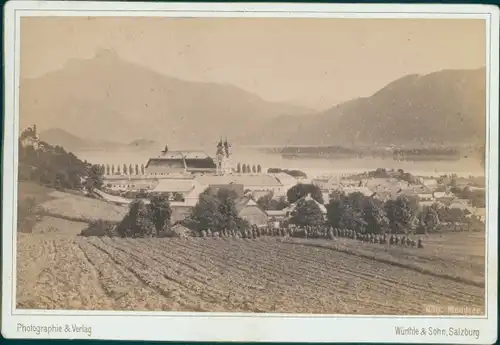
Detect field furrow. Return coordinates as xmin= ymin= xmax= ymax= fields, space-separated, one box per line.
xmin=16 ymin=233 xmax=485 ymax=315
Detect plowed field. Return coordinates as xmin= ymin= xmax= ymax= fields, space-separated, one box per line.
xmin=16 ymin=234 xmax=485 ymax=315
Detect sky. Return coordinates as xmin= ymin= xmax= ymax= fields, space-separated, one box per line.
xmin=21 ymin=17 xmax=485 ymax=110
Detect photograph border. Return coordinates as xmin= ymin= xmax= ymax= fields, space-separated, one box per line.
xmin=2 ymin=2 xmax=499 ymax=343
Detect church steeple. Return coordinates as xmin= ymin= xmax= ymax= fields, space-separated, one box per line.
xmin=215 ymin=135 xmax=232 ymax=175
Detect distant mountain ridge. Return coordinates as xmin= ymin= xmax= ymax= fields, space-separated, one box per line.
xmin=21 ymin=48 xmax=486 ymax=148
xmin=239 ymin=67 xmax=486 ymax=147
xmin=20 ymin=49 xmax=312 ymax=147
xmin=38 ymin=128 xmax=122 ymax=152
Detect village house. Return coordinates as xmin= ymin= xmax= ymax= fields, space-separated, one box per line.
xmin=170 ymin=202 xmax=195 ymax=224
xmin=417 ymin=193 xmax=435 ymax=201
xmin=149 ymin=177 xmax=202 ymax=200
xmin=283 ymin=194 xmax=328 ymax=219
xmin=312 ymin=176 xmax=338 ymax=191
xmin=235 ymin=197 xmax=269 ymax=227
xmin=195 ymin=174 xmax=286 ymax=196
xmin=206 ymin=183 xmax=245 ymax=198
xmin=104 ymin=175 xmax=158 ymax=191
xmin=167 ymin=195 xmax=269 ymax=227
xmin=420 ymin=178 xmax=439 ymax=191
xmin=448 ymin=199 xmax=475 ymax=215
xmin=342 ymin=186 xmax=374 ymax=197
xmin=433 ymin=191 xmax=455 ymax=199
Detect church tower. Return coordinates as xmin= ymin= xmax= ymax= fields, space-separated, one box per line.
xmin=215 ymin=137 xmax=232 ymax=175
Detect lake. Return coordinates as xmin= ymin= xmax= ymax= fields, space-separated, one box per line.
xmin=75 ymin=145 xmax=485 ymax=179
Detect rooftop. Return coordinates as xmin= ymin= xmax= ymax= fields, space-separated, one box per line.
xmin=151 ymin=179 xmax=197 ymax=193
xmin=195 ymin=174 xmax=282 ymax=187
xmin=285 ymin=194 xmax=327 ymax=214
xmin=235 ymin=197 xmax=262 ymax=213
xmin=271 ymin=172 xmax=299 ymax=186
xmin=146 ymin=150 xmax=217 ymax=171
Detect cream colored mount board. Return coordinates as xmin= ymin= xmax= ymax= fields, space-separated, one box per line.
xmin=2 ymin=1 xmax=499 ymax=343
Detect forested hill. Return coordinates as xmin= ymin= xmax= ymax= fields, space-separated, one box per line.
xmin=19 ymin=130 xmax=103 ymax=191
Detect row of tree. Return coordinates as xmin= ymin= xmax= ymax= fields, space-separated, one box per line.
xmin=256 ymin=182 xmax=473 ymax=234
xmin=288 ymin=190 xmax=439 ymax=235
xmin=88 ymin=187 xmax=251 ymax=238
xmin=99 ymin=163 xmax=146 ymax=176
xmin=235 ymin=163 xmax=262 ymax=174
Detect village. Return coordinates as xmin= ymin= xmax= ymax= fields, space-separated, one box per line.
xmin=91 ymin=138 xmax=486 ymax=229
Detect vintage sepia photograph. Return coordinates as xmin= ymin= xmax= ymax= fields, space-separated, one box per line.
xmin=2 ymin=1 xmax=499 ymax=343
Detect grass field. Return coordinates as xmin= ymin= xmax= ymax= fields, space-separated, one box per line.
xmin=16 ymin=233 xmax=485 ymax=314
xmin=286 ymin=231 xmax=485 ymax=287
xmin=18 ymin=182 xmax=128 ymax=226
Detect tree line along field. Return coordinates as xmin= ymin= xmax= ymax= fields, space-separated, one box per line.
xmin=17 ymin=232 xmax=485 ymax=314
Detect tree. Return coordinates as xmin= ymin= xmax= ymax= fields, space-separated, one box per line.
xmin=242 ymin=164 xmax=247 ymax=173
xmin=172 ymin=192 xmax=185 ymax=202
xmin=135 ymin=164 xmax=139 ymax=175
xmin=129 ymin=164 xmax=133 ymax=176
xmin=217 ymin=188 xmax=243 ymax=231
xmin=141 ymin=164 xmax=145 ymax=175
xmin=290 ymin=199 xmax=324 ymax=226
xmin=419 ymin=206 xmax=440 ymax=234
xmin=363 ymin=198 xmax=389 ymax=234
xmin=116 ymin=165 xmax=121 ymax=175
xmin=257 ymin=193 xmax=273 ymax=210
xmin=337 ymin=192 xmax=367 ymax=232
xmin=371 ymin=168 xmax=389 ymax=178
xmin=184 ymin=189 xmax=222 ymax=232
xmin=385 ymin=195 xmax=415 ymax=234
xmin=106 ymin=164 xmax=110 ymax=175
xmin=252 ymin=165 xmax=257 ymax=173
xmin=184 ymin=187 xmax=248 ymax=233
xmin=111 ymin=164 xmax=115 ymax=175
xmin=287 ymin=184 xmax=324 ymax=204
xmin=326 ymin=197 xmax=342 ymax=229
xmin=257 ymin=164 xmax=262 ymax=173
xmin=85 ymin=164 xmax=104 ymax=192
xmin=272 ymin=196 xmax=290 ymax=211
xmin=149 ymin=195 xmax=172 ymax=235
xmin=246 ymin=164 xmax=251 ymax=173
xmin=236 ymin=163 xmax=241 ymax=173
xmin=123 ymin=164 xmax=128 ymax=175
xmin=117 ymin=200 xmax=155 ymax=237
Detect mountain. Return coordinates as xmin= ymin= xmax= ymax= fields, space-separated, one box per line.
xmin=38 ymin=128 xmax=121 ymax=152
xmin=20 ymin=49 xmax=311 ymax=147
xmin=241 ymin=68 xmax=486 ymax=147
